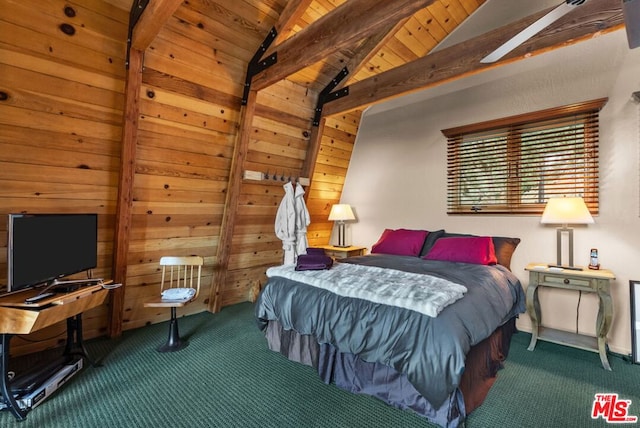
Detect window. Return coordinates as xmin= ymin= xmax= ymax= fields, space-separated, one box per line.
xmin=441 ymin=98 xmax=606 ymax=215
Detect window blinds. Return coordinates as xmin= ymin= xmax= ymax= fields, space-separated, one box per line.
xmin=442 ymin=98 xmax=607 ymax=215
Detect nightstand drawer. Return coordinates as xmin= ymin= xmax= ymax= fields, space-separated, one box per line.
xmin=540 ymin=274 xmax=591 ymax=288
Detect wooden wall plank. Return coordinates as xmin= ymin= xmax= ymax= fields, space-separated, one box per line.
xmin=0 ymin=20 xmax=125 ymax=78
xmin=0 ymin=47 xmax=125 ymax=92
xmin=0 ymin=126 xmax=120 ymax=157
xmin=1 ymin=67 xmax=123 ymax=117
xmin=3 ymin=0 xmax=127 ymax=59
xmin=176 ymin=1 xmax=264 ymax=54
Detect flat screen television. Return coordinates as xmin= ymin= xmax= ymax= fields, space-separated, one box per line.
xmin=7 ymin=213 xmax=98 ymax=293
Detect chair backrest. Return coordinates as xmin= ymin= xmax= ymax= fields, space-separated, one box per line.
xmin=159 ymin=256 xmax=204 ymax=299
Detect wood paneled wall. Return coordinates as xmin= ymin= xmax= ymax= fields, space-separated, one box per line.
xmin=120 ymin=3 xmax=245 ymax=329
xmin=0 ymin=0 xmax=128 ymax=353
xmin=220 ymin=82 xmax=316 ymax=305
xmin=307 ymin=111 xmax=362 ymax=246
xmin=0 ymin=0 xmax=359 ymax=355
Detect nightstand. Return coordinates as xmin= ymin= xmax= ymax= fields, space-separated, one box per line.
xmin=525 ymin=263 xmax=616 ymax=370
xmin=320 ymin=245 xmax=367 ymax=259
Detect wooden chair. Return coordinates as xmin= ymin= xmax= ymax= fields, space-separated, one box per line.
xmin=144 ymin=256 xmax=204 ymax=352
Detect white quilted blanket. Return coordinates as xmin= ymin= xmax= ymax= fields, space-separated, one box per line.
xmin=266 ymin=262 xmax=467 ymax=317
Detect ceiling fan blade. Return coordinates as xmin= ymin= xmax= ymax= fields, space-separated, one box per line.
xmin=623 ymin=0 xmax=640 ymax=49
xmin=481 ymin=1 xmax=587 ymax=64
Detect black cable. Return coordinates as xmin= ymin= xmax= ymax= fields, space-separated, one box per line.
xmin=576 ymin=290 xmax=582 ymax=334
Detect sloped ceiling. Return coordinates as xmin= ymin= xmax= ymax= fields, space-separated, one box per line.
xmin=278 ymin=0 xmax=490 ymax=92
xmin=246 ymin=0 xmax=624 ymax=116
xmin=130 ymin=0 xmax=625 ymax=117
xmin=370 ymin=0 xmax=562 ymax=114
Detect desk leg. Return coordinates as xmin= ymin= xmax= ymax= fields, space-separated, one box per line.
xmin=64 ymin=315 xmax=99 ymax=367
xmin=0 ymin=334 xmax=27 ymax=421
xmin=596 ymin=289 xmax=613 ymax=371
xmin=526 ymin=281 xmax=541 ymax=351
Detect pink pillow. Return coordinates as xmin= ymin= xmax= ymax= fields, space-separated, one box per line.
xmin=423 ymin=236 xmax=497 ymax=265
xmin=371 ymin=229 xmax=428 ymax=256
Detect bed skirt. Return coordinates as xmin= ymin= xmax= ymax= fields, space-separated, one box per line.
xmin=264 ymin=317 xmax=518 ymax=427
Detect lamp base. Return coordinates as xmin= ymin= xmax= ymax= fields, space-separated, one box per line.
xmin=336 ymin=222 xmax=348 ymax=247
xmin=555 ymin=226 xmax=576 ymax=268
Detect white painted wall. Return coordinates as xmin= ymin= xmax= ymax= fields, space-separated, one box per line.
xmin=339 ymin=29 xmax=640 ymax=356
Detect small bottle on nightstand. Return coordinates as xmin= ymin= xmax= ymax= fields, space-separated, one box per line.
xmin=589 ymin=248 xmax=600 ymax=270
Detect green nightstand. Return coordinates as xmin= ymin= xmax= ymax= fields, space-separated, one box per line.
xmin=525 ymin=263 xmax=616 ymax=370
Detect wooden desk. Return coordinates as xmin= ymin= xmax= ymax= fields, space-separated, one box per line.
xmin=0 ymin=284 xmax=109 ymax=420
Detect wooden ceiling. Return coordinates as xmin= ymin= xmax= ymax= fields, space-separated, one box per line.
xmin=270 ymin=0 xmax=488 ymax=92
xmin=128 ymin=0 xmax=625 ymax=116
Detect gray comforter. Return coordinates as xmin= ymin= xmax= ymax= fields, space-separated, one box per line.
xmin=255 ymin=254 xmax=526 ymax=408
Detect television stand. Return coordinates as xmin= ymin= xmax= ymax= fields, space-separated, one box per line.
xmin=0 ymin=284 xmax=109 ymax=420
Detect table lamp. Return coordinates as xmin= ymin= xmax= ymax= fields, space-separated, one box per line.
xmin=328 ymin=204 xmax=355 ymax=247
xmin=540 ymin=196 xmax=594 ymax=270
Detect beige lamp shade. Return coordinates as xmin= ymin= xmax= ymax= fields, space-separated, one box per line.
xmin=329 ymin=204 xmax=355 ymax=247
xmin=328 ymin=204 xmax=355 ymax=221
xmin=541 ymin=196 xmax=593 ymax=269
xmin=540 ymin=197 xmax=594 ymax=225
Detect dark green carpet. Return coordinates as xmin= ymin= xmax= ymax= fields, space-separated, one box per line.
xmin=2 ymin=302 xmax=638 ymax=427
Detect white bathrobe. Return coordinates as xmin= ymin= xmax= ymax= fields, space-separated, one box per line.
xmin=275 ymin=181 xmax=310 ymax=265
xmin=294 ymin=182 xmax=310 ymax=259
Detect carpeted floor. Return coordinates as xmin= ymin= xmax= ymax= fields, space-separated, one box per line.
xmin=1 ymin=302 xmax=639 ymax=427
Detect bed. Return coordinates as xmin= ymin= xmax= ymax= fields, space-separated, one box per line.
xmin=255 ymin=229 xmax=526 ymax=427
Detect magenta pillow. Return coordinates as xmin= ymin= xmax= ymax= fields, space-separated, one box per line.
xmin=371 ymin=229 xmax=428 ymax=256
xmin=423 ymin=236 xmax=498 ymax=265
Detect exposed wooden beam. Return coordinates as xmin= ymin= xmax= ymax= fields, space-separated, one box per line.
xmin=131 ymin=0 xmax=184 ymax=51
xmin=305 ymin=19 xmax=410 ymax=174
xmin=251 ymin=0 xmax=434 ymax=91
xmin=210 ymin=90 xmax=258 ymax=312
xmin=301 ymin=116 xmax=326 ymax=184
xmin=337 ymin=18 xmax=411 ymax=90
xmin=109 ymin=48 xmax=143 ymax=338
xmin=273 ymin=0 xmax=313 ymax=45
xmin=323 ymin=0 xmax=625 ymax=116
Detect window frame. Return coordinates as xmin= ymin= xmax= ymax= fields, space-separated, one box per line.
xmin=441 ymin=98 xmax=607 ymax=215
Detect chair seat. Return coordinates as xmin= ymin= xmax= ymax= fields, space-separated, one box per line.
xmin=144 ymin=297 xmax=194 ymax=308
